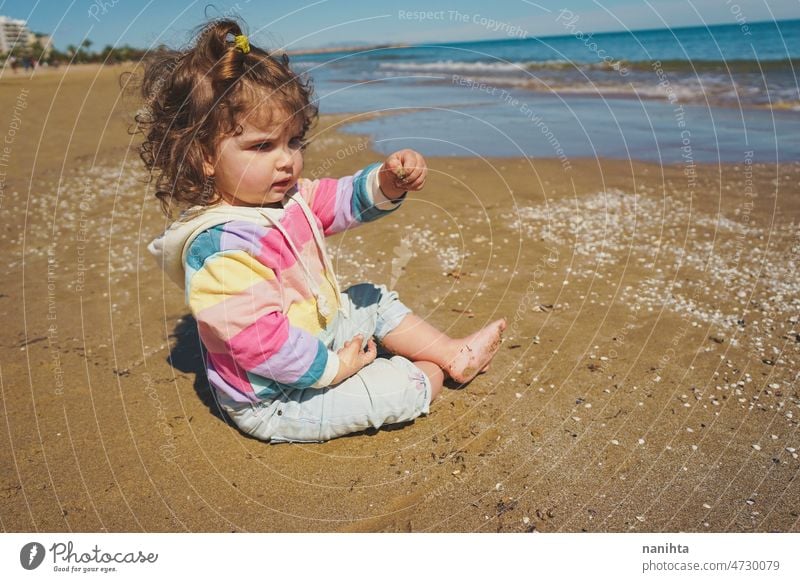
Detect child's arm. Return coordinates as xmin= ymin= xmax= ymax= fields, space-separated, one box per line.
xmin=300 ymin=149 xmax=427 ymax=237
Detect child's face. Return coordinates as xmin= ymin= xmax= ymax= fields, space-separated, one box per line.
xmin=205 ymin=105 xmax=305 ymax=206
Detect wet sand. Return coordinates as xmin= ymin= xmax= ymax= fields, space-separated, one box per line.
xmin=1 ymin=64 xmax=798 ymax=532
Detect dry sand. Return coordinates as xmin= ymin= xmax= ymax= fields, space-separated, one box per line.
xmin=1 ymin=64 xmax=798 ymax=532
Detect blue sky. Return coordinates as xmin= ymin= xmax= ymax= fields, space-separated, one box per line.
xmin=2 ymin=0 xmax=799 ymax=52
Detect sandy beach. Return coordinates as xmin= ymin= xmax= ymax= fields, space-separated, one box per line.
xmin=1 ymin=63 xmax=798 ymax=533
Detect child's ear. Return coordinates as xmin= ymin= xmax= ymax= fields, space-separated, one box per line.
xmin=200 ymin=142 xmax=217 ymax=176
xmin=202 ymin=156 xmax=215 ymax=177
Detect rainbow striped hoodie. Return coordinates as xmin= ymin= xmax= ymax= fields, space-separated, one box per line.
xmin=147 ymin=163 xmax=406 ymax=403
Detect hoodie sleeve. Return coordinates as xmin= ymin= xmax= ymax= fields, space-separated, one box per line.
xmin=186 ymin=225 xmax=340 ymax=392
xmin=300 ymin=162 xmax=408 ymax=237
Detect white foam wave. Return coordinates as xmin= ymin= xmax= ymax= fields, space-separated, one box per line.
xmin=378 ymin=60 xmax=568 ymax=73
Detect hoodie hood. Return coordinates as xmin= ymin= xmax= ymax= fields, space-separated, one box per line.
xmin=147 ymin=186 xmax=348 ymax=319
xmin=147 ymin=203 xmax=263 ymax=290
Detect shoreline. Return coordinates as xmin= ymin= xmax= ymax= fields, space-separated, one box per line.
xmin=393 ymin=73 xmax=800 ymax=112
xmin=314 ymin=109 xmax=800 ymax=170
xmin=3 ymin=61 xmax=798 ymax=114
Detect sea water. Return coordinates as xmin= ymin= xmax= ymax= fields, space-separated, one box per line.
xmin=292 ymin=18 xmax=800 ymax=164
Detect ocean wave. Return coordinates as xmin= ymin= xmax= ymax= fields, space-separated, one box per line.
xmin=378 ymin=57 xmax=799 ymax=75
xmin=292 ymin=61 xmax=327 ymax=68
xmin=379 ymin=60 xmax=571 ymax=73
xmin=622 ymin=58 xmax=799 ymax=73
xmin=430 ymin=68 xmax=798 ymax=109
xmin=537 ymin=81 xmax=709 ymax=102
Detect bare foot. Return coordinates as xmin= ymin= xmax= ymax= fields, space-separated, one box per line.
xmin=444 ymin=319 xmax=506 ymax=383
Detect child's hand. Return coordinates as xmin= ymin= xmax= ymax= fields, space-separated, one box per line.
xmin=379 ymin=149 xmax=427 ymax=199
xmin=332 ymin=334 xmax=377 ymax=384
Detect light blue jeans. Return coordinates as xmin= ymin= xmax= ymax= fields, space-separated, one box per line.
xmin=217 ymin=283 xmax=432 ymax=443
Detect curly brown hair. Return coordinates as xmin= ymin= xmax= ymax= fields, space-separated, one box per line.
xmin=134 ymin=18 xmax=318 ymax=218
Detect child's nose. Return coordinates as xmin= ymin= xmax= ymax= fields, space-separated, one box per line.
xmin=276 ymin=147 xmax=294 ymax=169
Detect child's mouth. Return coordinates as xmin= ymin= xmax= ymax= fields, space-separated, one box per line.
xmin=272 ymin=178 xmax=292 ymax=188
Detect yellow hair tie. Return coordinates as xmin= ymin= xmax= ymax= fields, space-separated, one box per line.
xmin=233 ymin=34 xmax=250 ymax=54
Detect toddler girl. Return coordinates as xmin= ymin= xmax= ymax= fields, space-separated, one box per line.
xmin=142 ymin=19 xmax=506 ymax=443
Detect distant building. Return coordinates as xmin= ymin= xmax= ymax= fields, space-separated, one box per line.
xmin=0 ymin=15 xmax=51 ymax=58
xmin=0 ymin=15 xmax=31 ymax=54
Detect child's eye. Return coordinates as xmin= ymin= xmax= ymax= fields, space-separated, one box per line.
xmin=290 ymin=137 xmax=307 ymax=150
xmin=250 ymin=142 xmax=272 ymax=151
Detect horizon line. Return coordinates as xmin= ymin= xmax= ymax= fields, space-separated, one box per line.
xmin=291 ymin=15 xmax=800 ymax=53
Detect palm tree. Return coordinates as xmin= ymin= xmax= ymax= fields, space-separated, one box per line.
xmin=77 ymin=39 xmax=92 ymax=62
